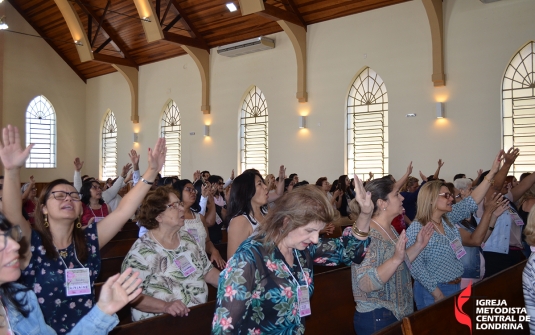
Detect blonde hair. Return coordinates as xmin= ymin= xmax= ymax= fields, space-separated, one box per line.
xmin=414 ymin=180 xmax=453 ymax=228
xmin=255 ymin=185 xmax=339 ymax=252
xmin=400 ymin=176 xmax=419 ymax=192
xmin=524 ymin=205 xmax=535 ymax=246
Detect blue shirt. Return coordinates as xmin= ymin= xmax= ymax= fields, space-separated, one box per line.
xmin=6 ymin=284 xmax=118 ymax=335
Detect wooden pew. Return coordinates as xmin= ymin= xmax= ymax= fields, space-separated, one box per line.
xmin=107 ymin=265 xmax=355 ymax=334
xmin=111 ymin=229 xmax=139 ymax=241
xmin=100 ymin=238 xmax=136 ymax=259
xmin=401 ymin=260 xmax=528 ymax=335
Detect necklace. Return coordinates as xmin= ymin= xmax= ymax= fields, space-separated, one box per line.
xmin=371 ymin=219 xmax=397 ymax=245
xmin=59 ymin=250 xmax=68 ymax=258
xmin=430 ymin=219 xmax=445 ymax=235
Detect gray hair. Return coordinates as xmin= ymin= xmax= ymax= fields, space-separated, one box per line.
xmin=453 ymin=178 xmax=472 ymax=191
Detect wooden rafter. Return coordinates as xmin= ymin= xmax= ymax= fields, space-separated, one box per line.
xmin=93 ymin=53 xmax=138 ymax=68
xmin=257 ymin=3 xmax=306 ymax=30
xmin=282 ymin=0 xmax=306 ymax=28
xmin=162 ymin=31 xmax=209 ymax=50
xmin=74 ymin=0 xmax=137 ymax=67
xmin=170 ymin=0 xmax=207 ymax=40
xmin=6 ymin=0 xmax=87 ymax=82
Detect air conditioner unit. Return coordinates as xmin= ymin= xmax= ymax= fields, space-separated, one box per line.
xmin=480 ymin=0 xmax=501 ymax=3
xmin=217 ymin=37 xmax=275 ymax=57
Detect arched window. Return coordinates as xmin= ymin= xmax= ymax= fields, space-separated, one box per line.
xmin=240 ymin=86 xmax=268 ymax=176
xmin=25 ymin=95 xmax=56 ymax=168
xmin=503 ymin=41 xmax=535 ymax=177
xmin=347 ymin=67 xmax=389 ymax=178
xmin=101 ymin=110 xmax=117 ymax=179
xmin=160 ymin=100 xmax=181 ymax=177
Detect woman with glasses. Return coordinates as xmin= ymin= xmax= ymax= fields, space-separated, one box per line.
xmin=0 ymin=212 xmax=143 ymax=335
xmin=122 ymin=187 xmax=220 ymax=321
xmin=80 ymin=180 xmax=111 ymax=226
xmin=174 ymin=180 xmax=226 ymax=269
xmin=0 ymin=125 xmax=166 ymax=333
xmin=406 ymin=152 xmax=502 ymax=309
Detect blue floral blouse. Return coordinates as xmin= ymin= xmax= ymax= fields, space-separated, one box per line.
xmin=211 ymin=231 xmax=370 ymax=335
xmin=19 ymin=224 xmax=101 ymax=334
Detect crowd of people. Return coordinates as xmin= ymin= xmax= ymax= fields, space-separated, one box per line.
xmin=0 ymin=124 xmax=534 ymax=334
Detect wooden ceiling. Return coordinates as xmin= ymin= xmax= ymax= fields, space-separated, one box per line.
xmin=8 ymin=0 xmax=412 ymax=82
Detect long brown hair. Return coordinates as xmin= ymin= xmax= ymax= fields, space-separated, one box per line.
xmin=34 ymin=179 xmax=88 ymax=263
xmin=255 ymin=185 xmax=338 ymax=252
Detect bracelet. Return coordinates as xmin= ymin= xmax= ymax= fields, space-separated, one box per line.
xmin=141 ymin=177 xmax=154 ymax=185
xmin=484 ymin=176 xmax=495 ymax=185
xmin=352 ymin=224 xmax=369 ymax=238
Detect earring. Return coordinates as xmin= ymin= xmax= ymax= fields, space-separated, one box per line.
xmin=76 ymin=221 xmax=82 ymax=229
xmin=382 ymin=208 xmax=386 ymax=211
xmin=44 ymin=214 xmax=49 ymax=228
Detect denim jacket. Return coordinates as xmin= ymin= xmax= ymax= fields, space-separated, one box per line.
xmin=456 ymin=224 xmax=482 ymax=279
xmin=6 ymin=284 xmax=119 ymax=335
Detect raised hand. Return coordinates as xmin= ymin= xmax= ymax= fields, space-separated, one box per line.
xmin=406 ymin=162 xmax=413 ymax=176
xmin=278 ymin=165 xmax=286 ymax=181
xmin=419 ymin=171 xmax=428 ymax=182
xmin=74 ymin=157 xmax=84 ymax=172
xmin=438 ymin=159 xmax=444 ymax=168
xmin=121 ymin=163 xmax=132 ymax=178
xmin=230 ymin=169 xmax=235 ymax=180
xmin=476 ymin=169 xmax=483 ymax=178
xmin=503 ymin=147 xmax=520 ymax=165
xmin=193 ymin=170 xmax=201 ymax=182
xmin=353 ymin=174 xmax=373 ymax=216
xmin=128 ymin=149 xmax=140 ymax=169
xmin=96 ymin=268 xmax=142 ymax=316
xmin=393 ymin=230 xmax=408 ymax=264
xmin=0 ymin=125 xmax=33 ymax=170
xmin=202 ymin=182 xmax=211 ymax=197
xmin=489 ymin=150 xmax=504 ymax=175
xmin=147 ymin=138 xmax=166 ymax=172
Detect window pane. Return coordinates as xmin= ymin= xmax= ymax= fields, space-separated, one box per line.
xmin=240 ymin=86 xmax=268 ymax=176
xmin=25 ymin=95 xmax=56 ymax=168
xmin=502 ymin=42 xmax=535 ymax=179
xmin=102 ymin=111 xmax=117 ymax=179
xmin=347 ymin=68 xmax=388 ymax=177
xmin=160 ymin=100 xmax=181 ymax=177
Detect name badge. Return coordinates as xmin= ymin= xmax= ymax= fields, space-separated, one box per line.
xmin=65 ymin=268 xmax=91 ymax=296
xmin=215 ymin=213 xmax=223 ymax=225
xmin=297 ymin=285 xmax=311 ymax=317
xmin=94 ymin=217 xmax=104 ymax=223
xmin=509 ymin=210 xmax=524 ymax=226
xmin=187 ymin=228 xmax=200 ymax=242
xmin=174 ymin=254 xmax=197 ymax=277
xmin=403 ymin=252 xmax=412 ymax=270
xmin=450 ymin=238 xmax=466 ymax=260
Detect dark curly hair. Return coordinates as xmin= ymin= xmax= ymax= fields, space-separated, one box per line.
xmin=80 ymin=180 xmax=104 ymax=205
xmin=137 ymin=186 xmax=180 ymax=230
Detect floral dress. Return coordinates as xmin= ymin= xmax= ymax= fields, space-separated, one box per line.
xmin=121 ymin=230 xmax=214 ymax=321
xmin=211 ymin=230 xmax=370 ymax=335
xmin=19 ymin=224 xmax=101 ymax=334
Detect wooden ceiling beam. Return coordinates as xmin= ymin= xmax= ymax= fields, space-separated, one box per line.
xmin=93 ymin=53 xmax=138 ymax=68
xmin=163 ymin=31 xmax=209 ymax=50
xmin=422 ymin=0 xmax=445 ymax=86
xmin=54 ymin=0 xmax=94 ymax=62
xmin=6 ymin=0 xmax=87 ymax=82
xmin=169 ymin=0 xmax=207 ymax=41
xmin=74 ymin=0 xmax=134 ymax=61
xmin=257 ymin=3 xmax=306 ymax=30
xmin=133 ymin=0 xmax=164 ymax=42
xmin=283 ymin=0 xmax=306 ymax=28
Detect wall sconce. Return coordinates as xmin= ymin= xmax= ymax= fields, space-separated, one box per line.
xmin=133 ymin=132 xmax=139 ymax=143
xmin=204 ymin=125 xmax=210 ymax=137
xmin=0 ymin=16 xmax=9 ymax=30
xmin=299 ymin=116 xmax=306 ymax=129
xmin=436 ymin=102 xmax=445 ymax=118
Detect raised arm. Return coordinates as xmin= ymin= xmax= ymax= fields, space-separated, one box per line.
xmin=470 ymin=150 xmax=502 ymax=204
xmin=394 ymin=162 xmax=412 ymax=192
xmin=352 ymin=174 xmax=372 ymax=240
xmin=102 ymin=163 xmax=130 ymax=203
xmin=97 ymin=139 xmax=166 ymax=248
xmin=73 ymin=157 xmax=84 ymax=192
xmin=267 ymin=165 xmax=286 ymax=202
xmin=459 ymin=193 xmax=507 ymax=247
xmin=511 ymin=171 xmax=535 ymax=203
xmin=21 ymin=176 xmax=34 ymax=200
xmin=129 ymin=149 xmax=141 ymax=186
xmin=433 ymin=159 xmax=444 ymax=180
xmin=0 ymin=125 xmax=34 ymax=269
xmin=488 ymin=148 xmax=517 ymax=197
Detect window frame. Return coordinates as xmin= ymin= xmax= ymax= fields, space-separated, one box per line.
xmin=101 ymin=109 xmax=118 ymax=180
xmin=25 ymin=95 xmax=57 ymax=168
xmin=160 ymin=99 xmax=181 ymax=178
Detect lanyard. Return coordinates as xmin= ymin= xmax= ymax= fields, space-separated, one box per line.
xmin=89 ymin=206 xmax=104 ymax=218
xmin=55 ymin=238 xmax=85 ymax=269
xmin=371 ymin=219 xmax=398 ymax=246
xmin=286 ymin=250 xmax=309 ymax=288
xmin=431 ymin=220 xmax=456 ymax=244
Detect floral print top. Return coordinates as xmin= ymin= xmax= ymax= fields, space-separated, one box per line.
xmin=19 ymin=224 xmax=101 ymax=334
xmin=121 ymin=230 xmax=214 ymax=321
xmin=211 ymin=230 xmax=370 ymax=335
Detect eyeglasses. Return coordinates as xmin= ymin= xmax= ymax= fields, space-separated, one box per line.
xmin=91 ymin=185 xmax=102 ymax=190
xmin=438 ymin=192 xmax=453 ymax=199
xmin=50 ymin=191 xmax=82 ymax=201
xmin=166 ymin=201 xmax=184 ymax=210
xmin=184 ymin=187 xmax=197 ymax=194
xmin=455 ymin=194 xmax=462 ymax=199
xmin=0 ymin=225 xmax=22 ymax=252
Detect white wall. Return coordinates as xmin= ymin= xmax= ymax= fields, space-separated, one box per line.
xmin=84 ymin=0 xmax=535 ymax=182
xmin=2 ymin=2 xmax=86 ymax=182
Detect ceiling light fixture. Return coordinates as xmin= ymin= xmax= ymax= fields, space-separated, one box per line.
xmin=142 ymin=16 xmax=151 ymax=22
xmin=226 ymin=3 xmax=237 ymax=12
